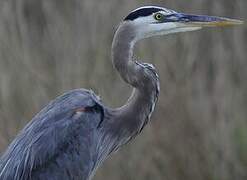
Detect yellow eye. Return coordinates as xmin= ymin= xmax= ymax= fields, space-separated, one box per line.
xmin=154 ymin=13 xmax=163 ymax=21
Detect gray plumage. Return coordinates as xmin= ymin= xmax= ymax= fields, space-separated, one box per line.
xmin=0 ymin=11 xmax=159 ymax=180
xmin=0 ymin=5 xmax=241 ymax=180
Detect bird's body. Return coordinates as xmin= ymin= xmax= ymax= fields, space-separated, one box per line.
xmin=0 ymin=81 xmax=159 ymax=180
xmin=0 ymin=6 xmax=242 ymax=180
xmin=0 ymin=89 xmax=104 ymax=180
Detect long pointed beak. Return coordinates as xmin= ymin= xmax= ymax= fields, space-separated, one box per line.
xmin=166 ymin=13 xmax=243 ymax=27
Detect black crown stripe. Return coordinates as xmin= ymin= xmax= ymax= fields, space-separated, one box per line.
xmin=124 ymin=8 xmax=163 ymax=21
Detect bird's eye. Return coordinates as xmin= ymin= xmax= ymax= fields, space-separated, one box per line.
xmin=154 ymin=13 xmax=163 ymax=21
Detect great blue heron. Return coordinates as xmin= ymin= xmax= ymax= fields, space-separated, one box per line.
xmin=0 ymin=6 xmax=242 ymax=180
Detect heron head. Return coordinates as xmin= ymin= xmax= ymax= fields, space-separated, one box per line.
xmin=124 ymin=6 xmax=243 ymax=41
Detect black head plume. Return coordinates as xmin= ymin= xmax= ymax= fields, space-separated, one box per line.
xmin=124 ymin=7 xmax=164 ymax=21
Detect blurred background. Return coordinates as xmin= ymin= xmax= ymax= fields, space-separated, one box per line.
xmin=0 ymin=0 xmax=246 ymax=179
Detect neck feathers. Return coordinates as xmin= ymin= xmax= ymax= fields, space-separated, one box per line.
xmin=110 ymin=21 xmax=160 ymax=149
xmin=112 ymin=22 xmax=137 ymax=86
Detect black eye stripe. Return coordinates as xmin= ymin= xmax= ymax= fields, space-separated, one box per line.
xmin=124 ymin=8 xmax=164 ymax=21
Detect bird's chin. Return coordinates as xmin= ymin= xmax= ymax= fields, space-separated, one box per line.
xmin=167 ymin=26 xmax=202 ymax=34
xmin=140 ymin=26 xmax=202 ymax=39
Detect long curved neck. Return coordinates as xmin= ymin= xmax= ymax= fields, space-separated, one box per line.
xmin=111 ymin=22 xmax=159 ymax=141
xmin=112 ymin=22 xmax=137 ymax=86
xmin=93 ymin=22 xmax=159 ymax=172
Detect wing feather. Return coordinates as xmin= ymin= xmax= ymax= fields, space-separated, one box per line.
xmin=0 ymin=89 xmax=104 ymax=180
